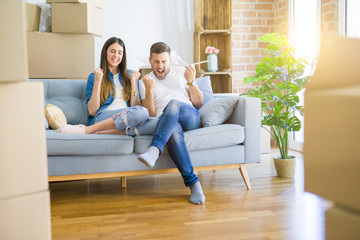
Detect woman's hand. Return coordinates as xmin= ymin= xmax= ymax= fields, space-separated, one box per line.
xmin=94 ymin=68 xmax=104 ymax=84
xmin=130 ymin=70 xmax=141 ymax=85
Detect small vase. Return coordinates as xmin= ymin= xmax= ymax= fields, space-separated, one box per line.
xmin=207 ymin=54 xmax=218 ymax=72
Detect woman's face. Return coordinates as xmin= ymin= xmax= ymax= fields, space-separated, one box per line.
xmin=106 ymin=42 xmax=124 ymax=72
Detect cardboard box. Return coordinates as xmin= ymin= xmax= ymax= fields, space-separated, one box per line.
xmin=308 ymin=36 xmax=360 ymax=91
xmin=0 ymin=191 xmax=51 ymax=240
xmin=304 ymin=87 xmax=360 ymax=211
xmin=46 ymin=0 xmax=104 ymax=9
xmin=52 ymin=2 xmax=102 ymax=36
xmin=326 ymin=206 xmax=360 ymax=240
xmin=27 ymin=32 xmax=95 ymax=79
xmin=0 ymin=82 xmax=48 ymax=200
xmin=139 ymin=66 xmax=152 ymax=77
xmin=25 ymin=2 xmax=41 ymax=31
xmin=0 ymin=0 xmax=28 ymax=82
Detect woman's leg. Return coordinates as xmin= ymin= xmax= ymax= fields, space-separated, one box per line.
xmin=85 ymin=117 xmax=121 ymax=134
xmin=58 ymin=106 xmax=148 ymax=135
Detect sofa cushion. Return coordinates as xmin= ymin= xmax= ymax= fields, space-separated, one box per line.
xmin=196 ymin=76 xmax=214 ymax=104
xmin=46 ymin=130 xmax=134 ymax=156
xmin=199 ymin=97 xmax=239 ymax=127
xmin=31 ymin=79 xmax=89 ymax=125
xmin=134 ymin=124 xmax=245 ymax=154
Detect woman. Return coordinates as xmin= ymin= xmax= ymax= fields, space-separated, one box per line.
xmin=57 ymin=37 xmax=148 ymax=136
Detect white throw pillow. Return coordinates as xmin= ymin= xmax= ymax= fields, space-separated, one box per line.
xmin=199 ymin=97 xmax=238 ymax=127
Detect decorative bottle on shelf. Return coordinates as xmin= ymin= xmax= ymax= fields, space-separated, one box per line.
xmin=207 ymin=53 xmax=218 ymax=72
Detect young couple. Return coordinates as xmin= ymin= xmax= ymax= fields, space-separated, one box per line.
xmin=58 ymin=37 xmax=205 ymax=205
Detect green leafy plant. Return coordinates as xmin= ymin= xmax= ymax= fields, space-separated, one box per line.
xmin=243 ymin=33 xmax=310 ymax=159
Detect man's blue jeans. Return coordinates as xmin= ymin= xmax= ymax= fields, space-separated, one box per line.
xmin=150 ymin=99 xmax=201 ymax=187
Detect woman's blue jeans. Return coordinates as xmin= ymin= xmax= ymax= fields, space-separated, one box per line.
xmin=93 ymin=105 xmax=149 ymax=136
xmin=150 ymin=99 xmax=201 ymax=187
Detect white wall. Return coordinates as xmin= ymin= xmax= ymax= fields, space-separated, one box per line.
xmin=25 ymin=0 xmax=194 ymax=70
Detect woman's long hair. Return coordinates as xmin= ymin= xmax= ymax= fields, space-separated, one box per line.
xmin=99 ymin=37 xmax=132 ymax=105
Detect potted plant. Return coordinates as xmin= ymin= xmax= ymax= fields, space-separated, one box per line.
xmin=242 ymin=33 xmax=310 ymax=178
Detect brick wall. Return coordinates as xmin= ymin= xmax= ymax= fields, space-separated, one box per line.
xmin=321 ymin=0 xmax=338 ymax=43
xmin=274 ymin=0 xmax=289 ymax=36
xmin=231 ymin=0 xmax=275 ymax=94
xmin=232 ymin=0 xmax=339 ymax=93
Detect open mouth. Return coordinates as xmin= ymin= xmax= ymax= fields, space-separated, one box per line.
xmin=156 ymin=69 xmax=165 ymax=76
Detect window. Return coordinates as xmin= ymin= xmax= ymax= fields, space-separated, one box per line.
xmin=339 ymin=0 xmax=360 ymax=37
xmin=288 ymin=0 xmax=321 ymax=151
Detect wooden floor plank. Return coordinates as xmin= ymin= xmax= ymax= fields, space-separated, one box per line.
xmin=50 ymin=150 xmax=330 ymax=240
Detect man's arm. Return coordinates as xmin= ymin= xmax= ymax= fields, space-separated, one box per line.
xmin=184 ymin=65 xmax=203 ymax=109
xmin=141 ymin=75 xmax=156 ymax=117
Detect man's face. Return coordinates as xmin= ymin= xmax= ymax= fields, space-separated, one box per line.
xmin=149 ymin=52 xmax=171 ymax=80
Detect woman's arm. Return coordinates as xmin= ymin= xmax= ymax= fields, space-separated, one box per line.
xmin=87 ymin=68 xmax=103 ymax=116
xmin=129 ymin=70 xmax=141 ymax=106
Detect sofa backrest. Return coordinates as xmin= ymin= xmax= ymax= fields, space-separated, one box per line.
xmin=30 ymin=79 xmax=89 ymax=125
xmin=30 ymin=76 xmax=215 ymax=126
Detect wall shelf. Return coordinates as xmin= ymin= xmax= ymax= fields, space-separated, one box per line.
xmin=194 ymin=0 xmax=232 ymax=93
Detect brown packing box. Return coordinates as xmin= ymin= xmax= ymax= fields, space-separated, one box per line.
xmin=304 ymin=36 xmax=360 ymax=211
xmin=139 ymin=66 xmax=152 ymax=76
xmin=46 ymin=0 xmax=104 ymax=9
xmin=51 ymin=2 xmax=102 ymax=36
xmin=0 ymin=82 xmax=48 ymax=200
xmin=304 ymin=87 xmax=360 ymax=211
xmin=0 ymin=0 xmax=28 ymax=82
xmin=27 ymin=32 xmax=95 ymax=79
xmin=307 ymin=36 xmax=360 ymax=91
xmin=0 ymin=191 xmax=51 ymax=240
xmin=25 ymin=2 xmax=41 ymax=31
xmin=326 ymin=206 xmax=360 ymax=240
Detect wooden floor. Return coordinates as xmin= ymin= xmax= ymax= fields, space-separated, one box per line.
xmin=50 ymin=150 xmax=331 ymax=240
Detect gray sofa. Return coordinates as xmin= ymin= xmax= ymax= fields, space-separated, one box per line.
xmin=32 ymin=78 xmax=261 ymax=189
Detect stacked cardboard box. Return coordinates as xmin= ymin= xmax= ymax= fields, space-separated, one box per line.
xmin=48 ymin=0 xmax=103 ymax=36
xmin=0 ymin=1 xmax=51 ymax=239
xmin=26 ymin=0 xmax=101 ymax=79
xmin=304 ymin=36 xmax=360 ymax=240
xmin=25 ymin=3 xmax=41 ymax=32
xmin=27 ymin=32 xmax=95 ymax=79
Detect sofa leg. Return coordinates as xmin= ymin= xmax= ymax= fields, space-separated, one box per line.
xmin=121 ymin=176 xmax=126 ymax=188
xmin=239 ymin=164 xmax=251 ymax=190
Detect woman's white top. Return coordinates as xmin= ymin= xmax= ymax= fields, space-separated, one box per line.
xmin=106 ymin=73 xmax=128 ymax=110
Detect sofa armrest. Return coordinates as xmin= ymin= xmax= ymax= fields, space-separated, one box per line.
xmin=214 ymin=94 xmax=261 ymax=164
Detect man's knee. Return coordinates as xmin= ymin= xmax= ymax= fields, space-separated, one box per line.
xmin=169 ymin=123 xmax=184 ymax=143
xmin=164 ymin=99 xmax=181 ymax=113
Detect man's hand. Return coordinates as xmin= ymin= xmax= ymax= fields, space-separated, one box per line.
xmin=142 ymin=74 xmax=155 ymax=92
xmin=141 ymin=74 xmax=156 ymax=117
xmin=184 ymin=65 xmax=196 ymax=84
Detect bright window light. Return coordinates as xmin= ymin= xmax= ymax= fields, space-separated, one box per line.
xmin=290 ymin=0 xmax=320 ymax=146
xmin=346 ymin=0 xmax=360 ymax=37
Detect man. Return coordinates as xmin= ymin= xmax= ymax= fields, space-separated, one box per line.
xmin=138 ymin=42 xmax=205 ymax=205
